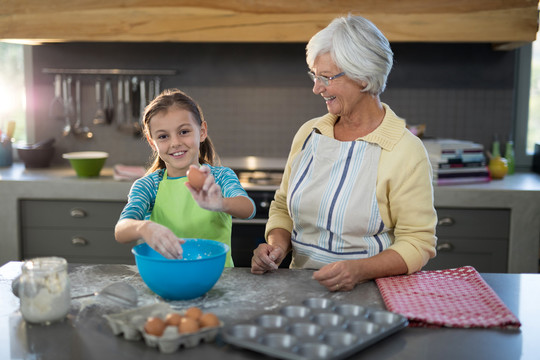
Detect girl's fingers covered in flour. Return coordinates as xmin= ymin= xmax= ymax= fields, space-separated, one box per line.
xmin=141 ymin=221 xmax=185 ymax=259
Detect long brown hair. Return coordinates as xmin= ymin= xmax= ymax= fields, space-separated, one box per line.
xmin=143 ymin=89 xmax=218 ymax=174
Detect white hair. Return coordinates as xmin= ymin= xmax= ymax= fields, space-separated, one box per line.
xmin=306 ymin=15 xmax=393 ymax=95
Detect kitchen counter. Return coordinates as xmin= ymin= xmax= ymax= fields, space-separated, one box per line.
xmin=1 ymin=163 xmax=540 ymax=272
xmin=1 ymin=262 xmax=539 ymax=360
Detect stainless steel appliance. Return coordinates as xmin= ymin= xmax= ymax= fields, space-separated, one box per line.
xmin=225 ymin=157 xmax=292 ymax=268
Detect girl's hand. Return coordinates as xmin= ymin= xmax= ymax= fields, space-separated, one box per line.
xmin=185 ymin=165 xmax=224 ymax=212
xmin=139 ymin=221 xmax=185 ymax=259
xmin=251 ymin=243 xmax=282 ymax=274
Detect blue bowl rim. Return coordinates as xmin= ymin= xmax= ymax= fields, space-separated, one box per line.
xmin=132 ymin=238 xmax=229 ymax=262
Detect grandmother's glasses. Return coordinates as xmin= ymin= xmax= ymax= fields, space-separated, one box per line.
xmin=307 ymin=71 xmax=345 ymax=86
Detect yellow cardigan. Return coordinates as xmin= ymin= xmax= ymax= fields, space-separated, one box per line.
xmin=266 ymin=104 xmax=437 ymax=274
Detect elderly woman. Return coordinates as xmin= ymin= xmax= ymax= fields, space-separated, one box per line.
xmin=251 ymin=15 xmax=437 ymax=291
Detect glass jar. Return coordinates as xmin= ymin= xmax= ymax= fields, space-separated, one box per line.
xmin=18 ymin=257 xmax=71 ymax=324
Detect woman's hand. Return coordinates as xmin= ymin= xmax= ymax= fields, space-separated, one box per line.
xmin=251 ymin=228 xmax=292 ymax=274
xmin=185 ymin=165 xmax=224 ymax=212
xmin=251 ymin=243 xmax=284 ymax=274
xmin=138 ymin=221 xmax=185 ymax=259
xmin=312 ymin=260 xmax=361 ymax=292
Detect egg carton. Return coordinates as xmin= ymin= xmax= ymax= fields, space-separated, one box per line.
xmin=104 ymin=303 xmax=223 ymax=354
xmin=222 ymin=298 xmax=408 ymax=360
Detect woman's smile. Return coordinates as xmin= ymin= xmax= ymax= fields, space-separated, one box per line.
xmin=324 ymin=95 xmax=336 ymax=104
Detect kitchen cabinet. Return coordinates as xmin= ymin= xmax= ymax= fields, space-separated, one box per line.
xmin=0 ymin=1 xmax=537 ymax=47
xmin=1 ymin=165 xmax=540 ymax=273
xmin=19 ymin=198 xmax=276 ymax=267
xmin=20 ymin=200 xmax=134 ymax=264
xmin=424 ymin=208 xmax=510 ymax=273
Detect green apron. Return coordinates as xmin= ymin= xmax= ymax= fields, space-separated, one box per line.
xmin=150 ymin=170 xmax=234 ymax=267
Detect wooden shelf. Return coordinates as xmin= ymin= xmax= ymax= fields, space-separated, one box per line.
xmin=0 ymin=0 xmax=538 ymax=46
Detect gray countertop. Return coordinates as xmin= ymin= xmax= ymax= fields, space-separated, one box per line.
xmin=1 ymin=262 xmax=539 ymax=360
xmin=1 ymin=163 xmax=540 ymax=272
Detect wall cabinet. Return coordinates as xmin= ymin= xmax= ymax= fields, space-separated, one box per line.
xmin=423 ymin=208 xmax=510 ymax=273
xmin=20 ymin=200 xmax=134 ymax=264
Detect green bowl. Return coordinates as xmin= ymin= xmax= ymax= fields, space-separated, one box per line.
xmin=62 ymin=151 xmax=109 ymax=177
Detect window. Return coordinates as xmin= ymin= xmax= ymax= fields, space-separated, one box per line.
xmin=0 ymin=43 xmax=26 ymax=142
xmin=528 ymin=37 xmax=540 ymax=154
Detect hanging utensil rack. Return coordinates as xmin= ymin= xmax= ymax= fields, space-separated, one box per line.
xmin=42 ymin=69 xmax=176 ymax=138
xmin=42 ymin=68 xmax=177 ymax=76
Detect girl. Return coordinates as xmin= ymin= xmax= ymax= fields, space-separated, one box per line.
xmin=115 ymin=89 xmax=255 ymax=267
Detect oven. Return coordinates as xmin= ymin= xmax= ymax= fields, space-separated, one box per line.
xmin=226 ymin=157 xmax=292 ymax=268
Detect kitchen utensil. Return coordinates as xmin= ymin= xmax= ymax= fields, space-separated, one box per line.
xmin=104 ymin=79 xmax=114 ymax=124
xmin=6 ymin=120 xmax=16 ymax=139
xmin=72 ymin=282 xmax=138 ymax=308
xmin=116 ymin=77 xmax=127 ymax=132
xmin=62 ymin=151 xmax=109 ymax=177
xmin=223 ymin=299 xmax=408 ymax=360
xmin=93 ymin=79 xmax=106 ymax=125
xmin=148 ymin=79 xmax=154 ymax=102
xmin=138 ymin=79 xmax=146 ymax=133
xmin=16 ymin=145 xmax=55 ymax=168
xmin=49 ymin=74 xmax=64 ymax=121
xmin=61 ymin=76 xmax=72 ymax=136
xmin=123 ymin=78 xmax=133 ymax=132
xmin=0 ymin=136 xmax=13 ymax=167
xmin=154 ymin=76 xmax=161 ymax=97
xmin=131 ymin=77 xmax=141 ymax=134
xmin=65 ymin=76 xmax=75 ymax=119
xmin=17 ymin=137 xmax=55 ymax=150
xmin=73 ymin=78 xmax=93 ymax=139
xmin=132 ymin=239 xmax=228 ymax=300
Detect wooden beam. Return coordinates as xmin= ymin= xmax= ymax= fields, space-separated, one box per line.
xmin=0 ymin=1 xmax=537 ymax=43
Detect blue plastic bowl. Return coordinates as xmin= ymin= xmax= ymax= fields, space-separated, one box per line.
xmin=132 ymin=239 xmax=229 ymax=300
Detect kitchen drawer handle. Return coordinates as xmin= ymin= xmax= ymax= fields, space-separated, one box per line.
xmin=436 ymin=242 xmax=454 ymax=252
xmin=71 ymin=237 xmax=88 ymax=246
xmin=70 ymin=208 xmax=87 ymax=218
xmin=437 ymin=217 xmax=455 ymax=226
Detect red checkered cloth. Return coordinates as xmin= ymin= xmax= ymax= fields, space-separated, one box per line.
xmin=375 ymin=266 xmax=521 ymax=329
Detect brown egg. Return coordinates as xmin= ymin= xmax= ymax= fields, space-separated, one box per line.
xmin=178 ymin=316 xmax=200 ymax=334
xmin=165 ymin=312 xmax=183 ymax=326
xmin=199 ymin=312 xmax=220 ymax=328
xmin=144 ymin=316 xmax=166 ymax=336
xmin=187 ymin=167 xmax=206 ymax=191
xmin=184 ymin=306 xmax=203 ymax=320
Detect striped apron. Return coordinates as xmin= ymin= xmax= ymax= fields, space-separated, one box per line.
xmin=287 ymin=130 xmax=391 ymax=269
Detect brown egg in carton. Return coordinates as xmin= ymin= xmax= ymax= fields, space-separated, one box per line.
xmin=104 ymin=302 xmax=223 ymax=353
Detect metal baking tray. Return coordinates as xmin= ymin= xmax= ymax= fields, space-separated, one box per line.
xmin=222 ymin=298 xmax=408 ymax=360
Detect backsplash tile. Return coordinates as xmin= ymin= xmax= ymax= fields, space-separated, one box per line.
xmin=29 ymin=42 xmax=516 ymax=167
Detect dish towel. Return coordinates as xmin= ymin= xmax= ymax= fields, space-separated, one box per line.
xmin=375 ymin=266 xmax=521 ymax=329
xmin=113 ymin=164 xmax=146 ymax=181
